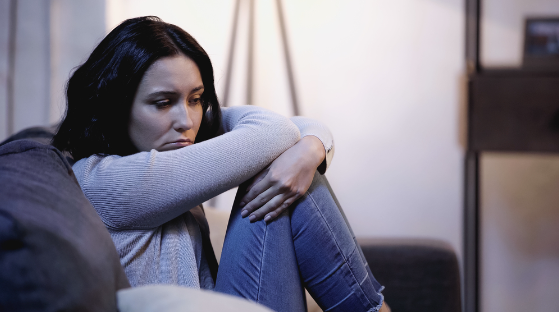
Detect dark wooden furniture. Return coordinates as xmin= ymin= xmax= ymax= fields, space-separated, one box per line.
xmin=469 ymin=70 xmax=559 ymax=153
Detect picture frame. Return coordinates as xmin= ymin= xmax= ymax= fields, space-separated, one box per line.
xmin=523 ymin=17 xmax=559 ymax=70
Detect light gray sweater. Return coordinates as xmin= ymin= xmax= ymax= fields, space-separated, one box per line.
xmin=72 ymin=105 xmax=334 ymax=289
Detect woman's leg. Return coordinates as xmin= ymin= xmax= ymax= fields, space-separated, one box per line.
xmin=214 ymin=183 xmax=307 ymax=312
xmin=290 ymin=171 xmax=384 ymax=311
xmin=215 ymin=172 xmax=384 ymax=312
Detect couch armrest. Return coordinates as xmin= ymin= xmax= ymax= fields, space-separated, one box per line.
xmin=358 ymin=238 xmax=462 ymax=312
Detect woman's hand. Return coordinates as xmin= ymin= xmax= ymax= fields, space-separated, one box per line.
xmin=239 ymin=136 xmax=326 ymax=222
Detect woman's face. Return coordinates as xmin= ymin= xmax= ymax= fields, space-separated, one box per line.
xmin=129 ymin=54 xmax=204 ymax=152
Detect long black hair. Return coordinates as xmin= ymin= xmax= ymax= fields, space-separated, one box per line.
xmin=52 ymin=16 xmax=222 ymax=161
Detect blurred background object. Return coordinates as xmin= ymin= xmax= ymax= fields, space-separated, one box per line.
xmin=1 ymin=1 xmax=559 ymax=311
xmin=522 ymin=17 xmax=559 ymax=70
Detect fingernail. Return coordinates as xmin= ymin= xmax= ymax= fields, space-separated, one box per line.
xmin=241 ymin=209 xmax=248 ymax=217
xmin=264 ymin=215 xmax=271 ymax=222
xmin=249 ymin=215 xmax=256 ymax=222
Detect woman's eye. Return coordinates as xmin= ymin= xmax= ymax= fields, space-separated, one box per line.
xmin=189 ymin=97 xmax=202 ymax=105
xmin=154 ymin=100 xmax=171 ymax=108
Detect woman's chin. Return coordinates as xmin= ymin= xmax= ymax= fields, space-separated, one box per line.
xmin=158 ymin=143 xmax=192 ymax=152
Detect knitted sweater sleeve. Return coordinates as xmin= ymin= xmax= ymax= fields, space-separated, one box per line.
xmin=72 ymin=105 xmax=300 ymax=230
xmin=290 ymin=116 xmax=335 ymax=174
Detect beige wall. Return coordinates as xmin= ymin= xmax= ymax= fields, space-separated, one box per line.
xmin=0 ymin=0 xmax=9 ymax=141
xmin=11 ymin=0 xmax=51 ymax=134
xmin=49 ymin=0 xmax=107 ymax=124
xmin=281 ymin=0 xmax=465 ymax=252
xmin=0 ymin=0 xmax=105 ymax=139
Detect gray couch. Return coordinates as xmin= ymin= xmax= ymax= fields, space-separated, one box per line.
xmin=0 ymin=128 xmax=461 ymax=312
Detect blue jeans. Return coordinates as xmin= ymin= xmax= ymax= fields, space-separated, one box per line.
xmin=214 ymin=172 xmax=385 ymax=312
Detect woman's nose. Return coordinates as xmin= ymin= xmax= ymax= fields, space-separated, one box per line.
xmin=173 ymin=101 xmax=193 ymax=132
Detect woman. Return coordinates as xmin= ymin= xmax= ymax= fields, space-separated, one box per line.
xmin=53 ymin=16 xmax=386 ymax=312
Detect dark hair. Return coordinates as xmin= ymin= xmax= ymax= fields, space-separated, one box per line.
xmin=52 ymin=16 xmax=222 ymax=161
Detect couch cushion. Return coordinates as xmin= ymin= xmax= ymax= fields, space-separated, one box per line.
xmin=0 ymin=140 xmax=130 ymax=312
xmin=118 ymin=285 xmax=274 ymax=312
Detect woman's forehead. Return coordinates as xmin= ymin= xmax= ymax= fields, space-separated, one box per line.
xmin=139 ymin=55 xmax=203 ymax=94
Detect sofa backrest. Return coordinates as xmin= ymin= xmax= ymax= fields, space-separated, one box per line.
xmin=0 ymin=139 xmax=130 ymax=312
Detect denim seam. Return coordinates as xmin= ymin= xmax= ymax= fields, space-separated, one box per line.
xmin=323 ymin=291 xmax=354 ymax=312
xmin=305 ymin=190 xmax=377 ymax=310
xmin=311 ymin=260 xmax=345 ymax=285
xmin=255 ymin=221 xmax=268 ymax=303
xmin=360 ymin=270 xmax=370 ymax=285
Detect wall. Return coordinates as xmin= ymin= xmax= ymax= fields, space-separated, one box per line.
xmin=1 ymin=0 xmax=51 ymax=136
xmin=49 ymin=0 xmax=107 ymax=124
xmin=0 ymin=0 xmax=106 ymax=140
xmin=480 ymin=1 xmax=559 ymax=311
xmin=0 ymin=0 xmax=10 ymax=141
xmin=282 ymin=0 xmax=465 ymax=252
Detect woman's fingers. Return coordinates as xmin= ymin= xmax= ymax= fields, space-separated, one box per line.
xmin=261 ymin=196 xmax=299 ymax=222
xmin=238 ymin=169 xmax=270 ymax=210
xmin=240 ymin=185 xmax=278 ymax=218
xmin=240 ymin=168 xmax=305 ymax=220
xmin=248 ymin=192 xmax=299 ymax=222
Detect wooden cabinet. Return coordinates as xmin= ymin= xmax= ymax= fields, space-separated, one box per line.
xmin=469 ymin=70 xmax=559 ymax=152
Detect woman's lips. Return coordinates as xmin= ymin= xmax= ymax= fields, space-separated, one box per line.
xmin=165 ymin=139 xmax=193 ymax=148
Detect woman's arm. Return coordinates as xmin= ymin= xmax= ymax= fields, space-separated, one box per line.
xmin=72 ymin=105 xmax=300 ymax=230
xmin=238 ymin=116 xmax=336 ymax=222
